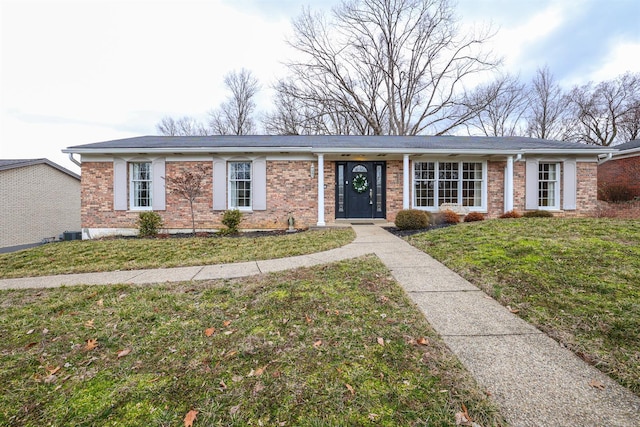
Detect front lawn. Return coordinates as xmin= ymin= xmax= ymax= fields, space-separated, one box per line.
xmin=0 ymin=228 xmax=355 ymax=279
xmin=406 ymin=218 xmax=640 ymax=395
xmin=0 ymin=257 xmax=505 ymax=426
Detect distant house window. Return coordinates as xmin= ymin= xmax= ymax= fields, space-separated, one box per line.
xmin=414 ymin=161 xmax=485 ymax=209
xmin=130 ymin=162 xmax=152 ymax=210
xmin=229 ymin=161 xmax=252 ymax=209
xmin=538 ymin=163 xmax=559 ymax=209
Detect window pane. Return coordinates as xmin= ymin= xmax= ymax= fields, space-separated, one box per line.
xmin=131 ymin=162 xmax=152 ymax=208
xmin=538 ymin=163 xmax=558 ymax=208
xmin=414 ymin=162 xmax=435 ymax=207
xmin=230 ymin=162 xmax=252 ymax=209
xmin=461 ymin=162 xmax=482 ymax=207
xmin=338 ymin=164 xmax=344 ymax=213
xmin=438 ymin=162 xmax=459 ymax=205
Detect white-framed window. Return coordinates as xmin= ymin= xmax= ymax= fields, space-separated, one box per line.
xmin=228 ymin=161 xmax=252 ymax=210
xmin=129 ymin=162 xmax=152 ymax=210
xmin=538 ymin=162 xmax=559 ymax=209
xmin=413 ymin=161 xmax=486 ymax=210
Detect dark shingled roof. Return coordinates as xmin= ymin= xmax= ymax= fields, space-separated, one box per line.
xmin=613 ymin=139 xmax=640 ymax=151
xmin=64 ymin=135 xmax=612 ymax=154
xmin=0 ymin=158 xmax=80 ymax=180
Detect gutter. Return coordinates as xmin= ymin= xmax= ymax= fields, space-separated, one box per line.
xmin=68 ymin=153 xmax=82 ymax=167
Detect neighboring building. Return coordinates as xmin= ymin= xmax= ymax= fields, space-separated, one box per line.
xmin=597 ymin=139 xmax=640 ymax=199
xmin=0 ymin=159 xmax=81 ymax=249
xmin=63 ymin=135 xmax=612 ymax=239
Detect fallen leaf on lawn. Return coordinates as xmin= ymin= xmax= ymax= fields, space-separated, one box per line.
xmin=223 ymin=320 xmax=232 ymax=327
xmin=117 ymin=348 xmax=131 ymax=358
xmin=223 ymin=350 xmax=238 ymax=359
xmin=26 ymin=329 xmax=34 ymax=335
xmin=232 ymin=375 xmax=243 ymax=382
xmin=416 ymin=337 xmax=429 ymax=346
xmin=254 ymin=366 xmax=267 ymax=376
xmin=345 ymin=383 xmax=355 ymax=395
xmin=219 ymin=380 xmax=227 ymax=390
xmin=85 ymin=319 xmax=95 ymax=328
xmin=204 ymin=327 xmax=216 ymax=337
xmin=368 ymin=413 xmax=379 ymax=421
xmin=96 ymin=299 xmax=104 ymax=307
xmin=305 ymin=314 xmax=312 ymax=323
xmin=506 ymin=305 xmax=519 ymax=314
xmin=589 ymin=379 xmax=606 ymax=390
xmin=25 ymin=342 xmax=38 ymax=349
xmin=184 ymin=409 xmax=198 ymax=427
xmin=224 ymin=330 xmax=234 ymax=335
xmin=47 ymin=366 xmax=61 ymax=376
xmin=377 ymin=337 xmax=385 ymax=346
xmin=84 ymin=339 xmax=98 ymax=351
xmin=253 ymin=381 xmax=265 ymax=393
xmin=42 ymin=328 xmax=49 ymax=335
xmin=44 ymin=374 xmax=57 ymax=384
xmin=313 ymin=340 xmax=322 ymax=348
xmin=455 ymin=411 xmax=471 ymax=425
xmin=229 ymin=405 xmax=240 ymax=415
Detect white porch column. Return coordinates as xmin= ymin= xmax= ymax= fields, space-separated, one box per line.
xmin=317 ymin=154 xmax=326 ymax=226
xmin=504 ymin=155 xmax=514 ymax=212
xmin=403 ymin=154 xmax=410 ymax=209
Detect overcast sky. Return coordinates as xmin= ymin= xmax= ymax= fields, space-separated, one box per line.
xmin=1 ymin=0 xmax=639 ymax=173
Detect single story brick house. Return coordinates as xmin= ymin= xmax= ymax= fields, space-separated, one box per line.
xmin=0 ymin=158 xmax=80 ymax=250
xmin=63 ymin=135 xmax=612 ymax=238
xmin=597 ymin=139 xmax=640 ymax=198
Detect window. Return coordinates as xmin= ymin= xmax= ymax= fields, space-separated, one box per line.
xmin=414 ymin=161 xmax=485 ymax=209
xmin=538 ymin=163 xmax=559 ymax=209
xmin=229 ymin=161 xmax=252 ymax=209
xmin=130 ymin=162 xmax=152 ymax=210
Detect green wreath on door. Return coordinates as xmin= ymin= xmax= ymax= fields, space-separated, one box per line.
xmin=353 ymin=173 xmax=369 ymax=193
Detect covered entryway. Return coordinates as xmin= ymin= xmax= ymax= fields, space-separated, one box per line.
xmin=335 ymin=161 xmax=386 ymax=219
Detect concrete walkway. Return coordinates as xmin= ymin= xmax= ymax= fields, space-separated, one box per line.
xmin=1 ymin=225 xmax=639 ymax=426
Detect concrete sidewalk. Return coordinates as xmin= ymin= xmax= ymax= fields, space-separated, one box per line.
xmin=1 ymin=225 xmax=639 ymax=426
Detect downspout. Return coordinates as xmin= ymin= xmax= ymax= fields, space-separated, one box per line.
xmin=68 ymin=152 xmax=81 ymax=168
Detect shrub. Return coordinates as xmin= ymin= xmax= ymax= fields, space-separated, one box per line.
xmin=599 ymin=184 xmax=634 ymax=203
xmin=137 ymin=212 xmax=163 ymax=237
xmin=441 ymin=209 xmax=460 ymax=224
xmin=523 ymin=210 xmax=554 ymax=218
xmin=221 ymin=209 xmax=243 ymax=234
xmin=395 ymin=209 xmax=430 ymax=230
xmin=464 ymin=211 xmax=485 ymax=222
xmin=499 ymin=210 xmax=522 ymax=219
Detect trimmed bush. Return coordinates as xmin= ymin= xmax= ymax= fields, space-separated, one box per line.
xmin=499 ymin=210 xmax=522 ymax=219
xmin=599 ymin=184 xmax=634 ymax=203
xmin=523 ymin=210 xmax=554 ymax=218
xmin=221 ymin=209 xmax=243 ymax=234
xmin=441 ymin=209 xmax=460 ymax=224
xmin=395 ymin=209 xmax=430 ymax=230
xmin=137 ymin=212 xmax=163 ymax=237
xmin=464 ymin=211 xmax=485 ymax=222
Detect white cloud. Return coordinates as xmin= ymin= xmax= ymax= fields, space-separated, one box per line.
xmin=589 ymin=41 xmax=640 ymax=82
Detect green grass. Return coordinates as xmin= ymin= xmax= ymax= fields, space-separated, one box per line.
xmin=0 ymin=257 xmax=505 ymax=426
xmin=406 ymin=218 xmax=640 ymax=395
xmin=0 ymin=228 xmax=355 ymax=279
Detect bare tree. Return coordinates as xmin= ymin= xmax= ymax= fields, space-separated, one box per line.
xmin=209 ymin=69 xmax=260 ymax=135
xmin=564 ymin=72 xmax=640 ymax=146
xmin=464 ymin=73 xmax=529 ymax=137
xmin=525 ymin=66 xmax=570 ymax=140
xmin=156 ymin=116 xmax=209 ymax=136
xmin=164 ymin=165 xmax=208 ymax=236
xmin=277 ymin=0 xmax=498 ymax=136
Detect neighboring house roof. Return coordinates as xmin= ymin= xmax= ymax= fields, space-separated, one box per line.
xmin=612 ymin=139 xmax=640 ymax=152
xmin=0 ymin=158 xmax=80 ymax=180
xmin=63 ymin=135 xmax=614 ymax=156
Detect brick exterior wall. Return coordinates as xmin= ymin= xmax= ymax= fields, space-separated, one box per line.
xmin=1 ymin=164 xmax=80 ymax=247
xmin=598 ymin=155 xmax=640 ymax=198
xmin=80 ymin=157 xmax=600 ymax=236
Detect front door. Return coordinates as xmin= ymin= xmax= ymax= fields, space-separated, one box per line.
xmin=336 ymin=161 xmax=386 ymax=219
